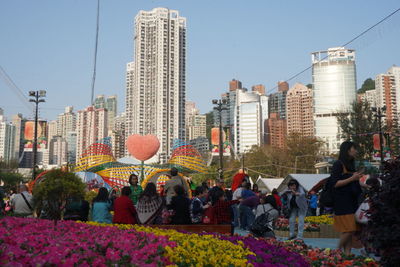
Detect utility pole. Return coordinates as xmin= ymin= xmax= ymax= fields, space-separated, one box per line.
xmin=212 ymin=99 xmax=228 ymax=179
xmin=372 ymin=106 xmax=386 ymax=167
xmin=29 ymin=90 xmax=46 ymax=180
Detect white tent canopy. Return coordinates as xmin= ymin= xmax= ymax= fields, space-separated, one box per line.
xmin=256 ymin=176 xmax=284 ymax=193
xmin=277 ymin=174 xmax=330 ymax=193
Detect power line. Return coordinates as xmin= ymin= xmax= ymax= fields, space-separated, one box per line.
xmin=90 ymin=0 xmax=100 ymax=105
xmin=0 ymin=65 xmax=34 ymax=113
xmin=266 ymin=7 xmax=400 ymax=95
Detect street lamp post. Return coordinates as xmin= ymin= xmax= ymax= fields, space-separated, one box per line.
xmin=212 ymin=98 xmax=228 ymax=179
xmin=372 ymin=106 xmax=386 ymax=167
xmin=29 ymin=90 xmax=46 ymax=180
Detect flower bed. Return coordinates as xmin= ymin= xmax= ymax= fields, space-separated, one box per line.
xmin=0 ymin=217 xmax=173 ymax=266
xmin=0 ymin=217 xmax=378 ymax=266
xmin=87 ymin=222 xmax=378 ymax=267
xmin=304 ymin=215 xmax=334 ymax=225
xmin=275 ymin=215 xmax=339 ymax=238
xmin=275 ymin=217 xmax=320 ymax=232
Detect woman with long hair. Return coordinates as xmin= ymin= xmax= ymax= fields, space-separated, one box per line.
xmin=332 ymin=141 xmax=363 ymax=255
xmin=136 ymin=183 xmax=164 ymax=224
xmin=91 ymin=187 xmax=112 ymax=224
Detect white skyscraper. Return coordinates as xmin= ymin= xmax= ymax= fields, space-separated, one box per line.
xmin=0 ymin=114 xmax=16 ymax=163
xmin=76 ymin=106 xmax=108 ymax=159
xmin=312 ymin=47 xmax=357 ymax=153
xmin=126 ymin=7 xmax=186 ymax=163
xmin=234 ymin=89 xmax=264 ymax=155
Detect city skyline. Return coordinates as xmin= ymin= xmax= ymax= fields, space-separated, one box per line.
xmin=1 ymin=1 xmax=400 ymax=121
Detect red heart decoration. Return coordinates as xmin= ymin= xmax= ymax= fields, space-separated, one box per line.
xmin=126 ymin=134 xmax=160 ymax=161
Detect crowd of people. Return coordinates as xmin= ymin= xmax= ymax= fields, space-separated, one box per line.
xmin=0 ymin=141 xmax=379 ymax=256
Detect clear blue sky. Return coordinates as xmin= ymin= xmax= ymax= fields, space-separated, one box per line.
xmin=1 ymin=0 xmax=399 ymax=121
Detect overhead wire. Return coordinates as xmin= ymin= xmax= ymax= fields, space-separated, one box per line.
xmin=265 ymin=7 xmax=400 ymax=95
xmin=0 ymin=65 xmax=34 ymax=113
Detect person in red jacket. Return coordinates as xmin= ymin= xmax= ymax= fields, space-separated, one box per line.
xmin=113 ymin=186 xmax=138 ymax=224
xmin=272 ymin=188 xmax=282 ymax=209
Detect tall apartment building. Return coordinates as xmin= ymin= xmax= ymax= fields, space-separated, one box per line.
xmin=358 ymin=89 xmax=377 ymax=107
xmin=125 ymin=8 xmax=186 ymax=163
xmin=312 ymin=47 xmax=357 ymax=153
xmin=57 ymin=106 xmax=76 ymax=138
xmin=185 ymin=101 xmax=206 ymax=141
xmin=269 ymin=82 xmax=289 ymax=120
xmin=11 ymin=114 xmax=24 ymax=160
xmin=49 ymin=136 xmax=68 ymax=166
xmin=66 ymin=131 xmax=77 ymax=164
xmin=0 ymin=114 xmax=16 ymax=163
xmin=286 ymin=83 xmax=313 ymax=137
xmin=375 ymin=65 xmax=400 ymax=129
xmin=76 ymin=106 xmax=108 ymax=159
xmin=47 ymin=120 xmax=58 ymax=141
xmin=265 ymin=113 xmax=287 ymax=149
xmin=94 ymin=95 xmax=106 ymax=109
xmin=111 ymin=113 xmax=126 ymax=159
xmin=94 ymin=95 xmax=118 ymax=133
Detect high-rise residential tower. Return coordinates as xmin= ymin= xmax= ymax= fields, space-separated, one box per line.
xmin=111 ymin=113 xmax=126 ymax=159
xmin=125 ymin=8 xmax=186 ymax=162
xmin=57 ymin=106 xmax=76 ymax=139
xmin=0 ymin=114 xmax=16 ymax=163
xmin=76 ymin=106 xmax=108 ymax=159
xmin=106 ymin=95 xmax=117 ymax=132
xmin=286 ymin=83 xmax=313 ymax=137
xmin=185 ymin=101 xmax=206 ymax=141
xmin=375 ymin=65 xmax=400 ymax=129
xmin=312 ymin=47 xmax=357 ymax=153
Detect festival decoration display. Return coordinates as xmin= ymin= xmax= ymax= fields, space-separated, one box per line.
xmin=126 ymin=134 xmax=160 ymax=161
xmin=73 ymin=137 xmax=207 ymax=190
xmin=126 ymin=134 xmax=161 ymax=181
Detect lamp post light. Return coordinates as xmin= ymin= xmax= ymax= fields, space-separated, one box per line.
xmin=212 ymin=98 xmax=228 ymax=179
xmin=29 ymin=90 xmax=46 ymax=180
xmin=372 ymin=106 xmax=386 ymax=167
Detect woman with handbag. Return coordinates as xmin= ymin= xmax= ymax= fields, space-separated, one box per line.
xmin=332 ymin=141 xmax=364 ymax=255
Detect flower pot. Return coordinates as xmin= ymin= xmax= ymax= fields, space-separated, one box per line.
xmin=304 ymin=231 xmax=320 ymax=238
xmin=275 ymin=230 xmax=289 ymax=237
xmin=320 ymin=224 xmax=340 ymax=238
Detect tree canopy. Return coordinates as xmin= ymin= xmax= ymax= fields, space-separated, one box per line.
xmin=358 ymin=78 xmax=375 ymax=93
xmin=33 ymin=169 xmax=86 ymax=222
xmin=336 ymin=100 xmax=378 ymax=160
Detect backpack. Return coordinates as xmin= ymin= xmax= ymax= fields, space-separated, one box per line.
xmin=189 ymin=198 xmax=203 ymax=224
xmin=320 ymin=162 xmax=349 ymax=208
xmin=250 ymin=205 xmax=275 ymax=237
xmin=320 ymin=178 xmax=335 ymax=208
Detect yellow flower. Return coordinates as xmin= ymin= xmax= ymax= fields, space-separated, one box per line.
xmin=84 ymin=222 xmax=252 ymax=266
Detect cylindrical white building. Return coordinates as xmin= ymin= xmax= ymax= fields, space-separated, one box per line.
xmin=312 ymin=47 xmax=357 ymax=153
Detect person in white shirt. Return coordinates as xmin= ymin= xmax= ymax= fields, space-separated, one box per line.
xmin=232 ymin=180 xmax=247 ymax=227
xmin=11 ymin=184 xmax=34 ymax=217
xmin=254 ymin=195 xmax=279 ymax=230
